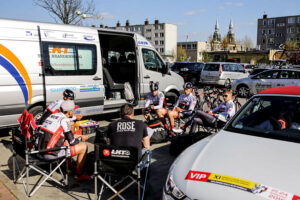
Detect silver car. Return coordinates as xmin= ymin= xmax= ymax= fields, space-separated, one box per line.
xmin=200 ymin=62 xmax=249 ymax=87
xmin=232 ymin=69 xmax=300 ymax=97
xmin=163 ymin=86 xmax=300 ymax=200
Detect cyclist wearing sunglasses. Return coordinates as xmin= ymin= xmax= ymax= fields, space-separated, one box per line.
xmin=184 ymin=89 xmax=235 ymax=134
xmin=39 ymin=89 xmax=83 ymax=124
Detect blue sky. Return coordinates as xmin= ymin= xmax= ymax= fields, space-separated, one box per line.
xmin=1 ymin=0 xmax=300 ymax=45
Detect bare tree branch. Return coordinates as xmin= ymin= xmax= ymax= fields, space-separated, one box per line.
xmin=34 ymin=0 xmax=95 ymax=24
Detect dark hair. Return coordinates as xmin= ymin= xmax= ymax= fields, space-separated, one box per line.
xmin=224 ymin=89 xmax=233 ymax=94
xmin=120 ymin=104 xmax=134 ymax=118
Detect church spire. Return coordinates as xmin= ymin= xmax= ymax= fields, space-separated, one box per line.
xmin=213 ymin=17 xmax=221 ymax=42
xmin=227 ymin=18 xmax=235 ymax=44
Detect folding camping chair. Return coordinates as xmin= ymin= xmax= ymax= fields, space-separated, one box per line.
xmin=12 ymin=109 xmax=69 ymax=197
xmin=94 ymin=144 xmax=151 ymax=200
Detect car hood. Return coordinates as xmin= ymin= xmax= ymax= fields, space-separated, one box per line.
xmin=171 ymin=130 xmax=300 ymax=200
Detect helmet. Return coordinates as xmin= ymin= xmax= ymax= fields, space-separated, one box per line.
xmin=184 ymin=82 xmax=193 ymax=89
xmin=150 ymin=82 xmax=159 ymax=92
xmin=63 ymin=89 xmax=75 ymax=100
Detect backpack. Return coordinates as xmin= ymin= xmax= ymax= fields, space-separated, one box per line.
xmin=169 ymin=132 xmax=211 ymax=156
xmin=148 ymin=119 xmax=168 ymax=144
xmin=124 ymin=82 xmax=135 ymax=101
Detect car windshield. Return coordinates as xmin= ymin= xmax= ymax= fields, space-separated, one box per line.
xmin=226 ymin=96 xmax=300 ymax=143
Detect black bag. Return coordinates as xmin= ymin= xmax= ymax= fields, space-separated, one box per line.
xmin=147 ymin=119 xmax=168 ymax=144
xmin=94 ymin=127 xmax=108 ymax=144
xmin=169 ymin=132 xmax=210 ymax=156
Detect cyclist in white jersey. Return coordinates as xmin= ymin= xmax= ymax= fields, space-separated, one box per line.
xmin=39 ymin=89 xmax=82 ymax=124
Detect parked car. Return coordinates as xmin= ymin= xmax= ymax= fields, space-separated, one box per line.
xmin=170 ymin=62 xmax=190 ymax=74
xmin=240 ymin=63 xmax=255 ymax=73
xmin=163 ymin=86 xmax=300 ymax=200
xmin=200 ymin=62 xmax=249 ymax=88
xmin=178 ymin=62 xmax=205 ymax=84
xmin=232 ymin=69 xmax=300 ymax=97
xmin=249 ymin=68 xmax=269 ymax=78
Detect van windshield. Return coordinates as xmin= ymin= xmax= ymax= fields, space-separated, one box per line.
xmin=225 ymin=96 xmax=300 ymax=143
xmin=203 ymin=64 xmax=219 ymax=71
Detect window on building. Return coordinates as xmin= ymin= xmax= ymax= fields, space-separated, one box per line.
xmin=262 ymin=39 xmax=266 ymax=44
xmin=187 ymin=44 xmax=191 ymax=50
xmin=263 ymin=20 xmax=267 ymax=26
xmin=288 ymin=27 xmax=295 ymax=34
xmin=160 ymin=25 xmax=164 ymax=30
xmin=288 ymin=17 xmax=295 ymax=24
xmin=155 ymin=33 xmax=158 ymax=38
xmin=160 ymin=32 xmax=164 ymax=37
xmin=155 ymin=25 xmax=159 ymax=30
xmin=182 ymin=45 xmax=186 ymax=49
xmin=146 ymin=37 xmax=152 ymax=40
xmin=130 ymin=27 xmax=134 ymax=31
xmin=146 ymin=29 xmax=151 ymax=32
xmin=268 ymin=19 xmax=275 ymax=25
xmin=262 ymin=29 xmax=266 ymax=35
xmin=276 ymin=23 xmax=285 ymax=27
xmin=192 ymin=44 xmax=197 ymax=49
xmin=160 ymin=48 xmax=164 ymax=52
xmin=160 ymin=40 xmax=164 ymax=45
xmin=268 ymin=38 xmax=274 ymax=44
xmin=44 ymin=43 xmax=97 ymax=76
xmin=155 ymin=41 xmax=158 ymax=45
xmin=142 ymin=48 xmax=164 ymax=73
xmin=268 ymin=29 xmax=274 ymax=34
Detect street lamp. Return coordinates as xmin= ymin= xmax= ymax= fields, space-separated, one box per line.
xmin=76 ymin=11 xmax=103 ymax=20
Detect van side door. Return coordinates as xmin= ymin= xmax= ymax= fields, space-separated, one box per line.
xmin=42 ymin=41 xmax=104 ymax=116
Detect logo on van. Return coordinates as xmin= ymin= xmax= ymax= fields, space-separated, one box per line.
xmin=138 ymin=41 xmax=148 ymax=45
xmin=80 ymin=85 xmax=100 ymax=92
xmin=0 ymin=44 xmax=32 ymax=105
xmin=83 ymin=35 xmax=95 ymax=41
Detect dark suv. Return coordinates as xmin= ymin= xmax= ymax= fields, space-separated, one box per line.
xmin=175 ymin=62 xmax=205 ymax=84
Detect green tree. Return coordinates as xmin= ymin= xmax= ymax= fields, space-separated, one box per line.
xmin=35 ymin=0 xmax=95 ymax=24
xmin=202 ymin=51 xmax=209 ymax=62
xmin=221 ymin=36 xmax=229 ymax=51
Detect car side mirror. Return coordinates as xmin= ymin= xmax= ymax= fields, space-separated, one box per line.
xmin=162 ymin=63 xmax=170 ymax=74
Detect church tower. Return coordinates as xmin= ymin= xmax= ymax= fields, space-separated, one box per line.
xmin=227 ymin=18 xmax=235 ymax=44
xmin=213 ymin=18 xmax=221 ymax=42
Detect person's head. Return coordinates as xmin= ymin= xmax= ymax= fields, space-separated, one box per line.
xmin=183 ymin=82 xmax=193 ymax=95
xmin=63 ymin=89 xmax=75 ymax=101
xmin=223 ymin=89 xmax=233 ymax=102
xmin=60 ymin=100 xmax=75 ymax=118
xmin=150 ymin=82 xmax=159 ymax=96
xmin=120 ymin=103 xmax=134 ymax=119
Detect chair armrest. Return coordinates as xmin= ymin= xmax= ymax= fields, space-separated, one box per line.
xmin=29 ymin=146 xmax=69 ymax=155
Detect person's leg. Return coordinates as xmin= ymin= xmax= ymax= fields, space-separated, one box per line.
xmin=73 ymin=143 xmax=88 ymax=177
xmin=167 ymin=110 xmax=178 ymax=131
xmin=197 ymin=111 xmax=216 ymax=125
xmin=189 ymin=117 xmax=204 ymax=134
xmin=157 ymin=108 xmax=169 ymax=130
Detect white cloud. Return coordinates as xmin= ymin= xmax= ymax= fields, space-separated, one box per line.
xmin=100 ymin=12 xmax=115 ymax=19
xmin=225 ymin=2 xmax=233 ymax=6
xmin=218 ymin=6 xmax=225 ymax=10
xmin=235 ymin=2 xmax=244 ymax=7
xmin=184 ymin=10 xmax=197 ymax=15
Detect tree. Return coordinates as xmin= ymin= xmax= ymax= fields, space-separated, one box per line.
xmin=35 ymin=0 xmax=95 ymax=24
xmin=177 ymin=46 xmax=187 ymax=61
xmin=208 ymin=34 xmax=214 ymax=51
xmin=242 ymin=35 xmax=254 ymax=50
xmin=285 ymin=40 xmax=299 ymax=50
xmin=221 ymin=36 xmax=229 ymax=51
xmin=202 ymin=51 xmax=209 ymax=62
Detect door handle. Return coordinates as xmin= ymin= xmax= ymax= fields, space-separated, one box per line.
xmin=93 ymin=76 xmax=102 ymax=80
xmin=144 ymin=75 xmax=150 ymax=79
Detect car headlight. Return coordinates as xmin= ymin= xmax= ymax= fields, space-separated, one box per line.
xmin=165 ymin=174 xmax=191 ymax=200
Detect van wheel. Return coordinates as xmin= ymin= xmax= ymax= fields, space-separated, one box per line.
xmin=165 ymin=92 xmax=178 ymax=107
xmin=28 ymin=106 xmax=44 ymax=122
xmin=237 ymin=85 xmax=250 ymax=98
xmin=224 ymin=79 xmax=231 ymax=89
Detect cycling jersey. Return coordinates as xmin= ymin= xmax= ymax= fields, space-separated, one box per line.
xmin=144 ymin=91 xmax=165 ymax=110
xmin=38 ymin=112 xmax=81 ymax=155
xmin=174 ymin=93 xmax=197 ymax=114
xmin=211 ymin=100 xmax=236 ymax=118
xmin=39 ymin=99 xmax=76 ymax=124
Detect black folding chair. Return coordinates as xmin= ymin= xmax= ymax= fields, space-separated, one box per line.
xmin=12 ymin=110 xmax=69 ymax=197
xmin=94 ymin=144 xmax=151 ymax=200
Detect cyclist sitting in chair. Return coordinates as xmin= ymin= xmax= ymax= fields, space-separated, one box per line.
xmin=167 ymin=82 xmax=197 ymax=136
xmin=186 ymin=89 xmax=235 ymax=134
xmin=143 ymin=82 xmax=167 ymax=123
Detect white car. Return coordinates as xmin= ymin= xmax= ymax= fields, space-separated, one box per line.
xmin=232 ymin=69 xmax=300 ymax=97
xmin=163 ymin=86 xmax=300 ymax=200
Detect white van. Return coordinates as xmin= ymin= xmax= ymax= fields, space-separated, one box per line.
xmin=0 ymin=18 xmax=184 ymax=129
xmin=200 ymin=62 xmax=249 ymax=87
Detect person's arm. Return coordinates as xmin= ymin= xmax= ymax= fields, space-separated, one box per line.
xmin=144 ymin=94 xmax=151 ymax=108
xmin=173 ymin=97 xmax=180 ymax=110
xmin=186 ymin=96 xmax=197 ymax=115
xmin=211 ymin=103 xmax=222 ymax=114
xmin=38 ymin=109 xmax=52 ymax=125
xmin=153 ymin=93 xmax=165 ymax=110
xmin=142 ymin=124 xmax=150 ymax=149
xmin=62 ymin=118 xmax=84 ymax=146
